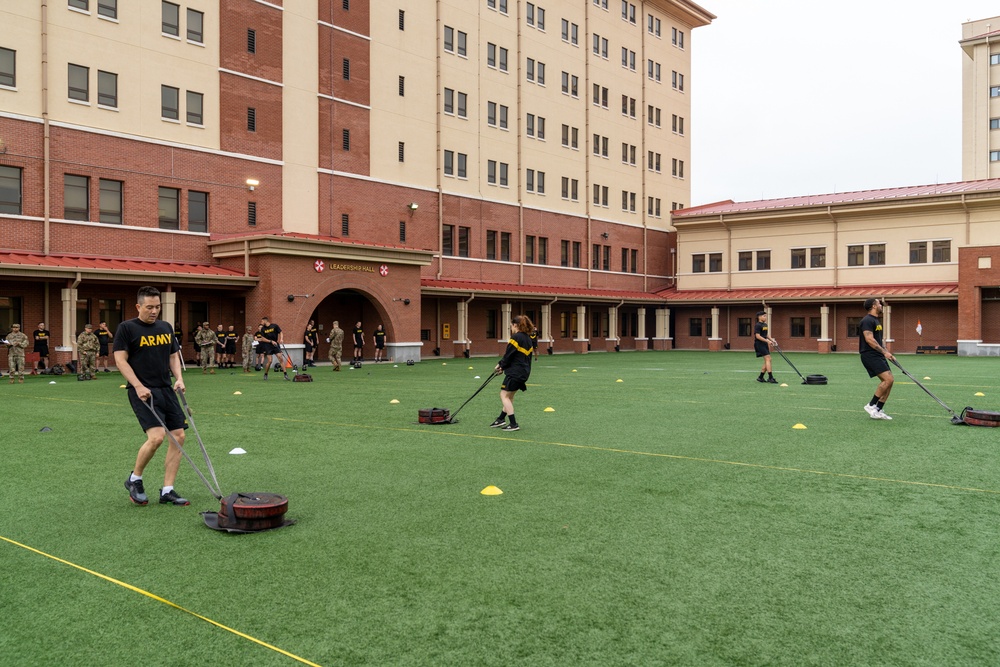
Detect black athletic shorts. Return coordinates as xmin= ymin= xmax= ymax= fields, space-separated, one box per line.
xmin=861 ymin=353 xmax=890 ymax=378
xmin=501 ymin=376 xmax=528 ymax=392
xmin=99 ymin=345 xmax=109 ymax=356
xmin=258 ymin=343 xmax=275 ymax=355
xmin=754 ymin=343 xmax=770 ymax=358
xmin=304 ymin=342 xmax=314 ymax=353
xmin=34 ymin=344 xmax=49 ymax=356
xmin=225 ymin=342 xmax=236 ymax=354
xmin=128 ymin=386 xmax=188 ymax=434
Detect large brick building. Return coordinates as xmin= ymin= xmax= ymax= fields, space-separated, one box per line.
xmin=0 ymin=0 xmax=713 ymax=367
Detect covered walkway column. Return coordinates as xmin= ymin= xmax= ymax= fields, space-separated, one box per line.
xmin=818 ymin=305 xmax=832 ymax=353
xmin=635 ymin=307 xmax=648 ymax=350
xmin=161 ymin=291 xmax=177 ymax=331
xmin=455 ymin=298 xmax=471 ymax=358
xmin=653 ymin=307 xmax=671 ymax=350
xmin=708 ymin=306 xmax=722 ymax=351
xmin=606 ymin=305 xmax=619 ymax=351
xmin=57 ymin=286 xmax=79 ymax=365
xmin=573 ymin=305 xmax=588 ymax=354
xmin=883 ymin=303 xmax=893 ymax=352
xmin=540 ymin=301 xmax=554 ymax=353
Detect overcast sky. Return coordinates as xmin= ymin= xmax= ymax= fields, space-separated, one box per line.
xmin=690 ymin=0 xmax=1000 ymax=206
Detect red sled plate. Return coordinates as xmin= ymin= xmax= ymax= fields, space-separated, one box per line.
xmin=418 ymin=407 xmax=451 ymax=424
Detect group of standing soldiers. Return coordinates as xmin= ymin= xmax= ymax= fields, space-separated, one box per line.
xmin=192 ymin=323 xmax=242 ymax=374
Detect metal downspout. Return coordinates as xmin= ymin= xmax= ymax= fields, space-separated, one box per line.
xmin=42 ymin=0 xmax=51 ymax=255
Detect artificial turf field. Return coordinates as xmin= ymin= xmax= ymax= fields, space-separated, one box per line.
xmin=2 ymin=350 xmax=1000 ymax=666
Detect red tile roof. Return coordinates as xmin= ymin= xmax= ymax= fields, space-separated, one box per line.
xmin=0 ymin=251 xmax=255 ymax=280
xmin=673 ymin=178 xmax=1000 ymax=218
xmin=422 ymin=278 xmax=664 ymax=302
xmin=654 ymin=283 xmax=958 ymax=303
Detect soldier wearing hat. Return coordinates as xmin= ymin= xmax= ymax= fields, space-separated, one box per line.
xmin=77 ymin=324 xmax=99 ymax=380
xmin=195 ymin=321 xmax=217 ymax=374
xmin=6 ymin=323 xmax=29 ymax=383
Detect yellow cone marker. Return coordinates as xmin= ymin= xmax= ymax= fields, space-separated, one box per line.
xmin=616 ymin=379 xmax=623 ymax=383
xmin=389 ymin=399 xmax=399 ymax=404
xmin=442 ymin=362 xmax=447 ymax=365
xmin=468 ymin=366 xmax=474 ymax=370
xmin=544 ymin=407 xmax=555 ymax=412
xmin=975 ymin=392 xmax=986 ymax=397
xmin=572 ymin=369 xmax=578 ymax=373
xmin=792 ymin=423 xmax=807 ymax=429
xmin=233 ymin=391 xmax=242 ymax=395
xmin=924 ymin=376 xmax=931 ymax=380
xmin=780 ymin=383 xmax=789 ymax=387
xmin=481 ymin=485 xmax=503 ymax=496
xmin=119 ymin=384 xmax=126 ymax=388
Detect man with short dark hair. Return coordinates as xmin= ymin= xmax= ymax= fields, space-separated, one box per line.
xmin=32 ymin=322 xmax=50 ymax=373
xmin=114 ymin=285 xmax=190 ymax=506
xmin=256 ymin=316 xmax=289 ymax=380
xmin=860 ymin=297 xmax=895 ymax=420
xmin=753 ymin=311 xmax=778 ymax=384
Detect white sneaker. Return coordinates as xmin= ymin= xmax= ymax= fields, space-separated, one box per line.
xmin=875 ymin=408 xmax=893 ymax=420
xmin=864 ymin=404 xmax=878 ymax=418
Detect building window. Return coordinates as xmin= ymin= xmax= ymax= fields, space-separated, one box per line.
xmin=161 ymin=85 xmax=179 ymax=119
xmin=526 ymin=168 xmax=535 ymax=192
xmin=442 ymin=224 xmax=454 ymax=255
xmin=809 ymin=317 xmax=822 ymax=338
xmin=738 ymin=251 xmax=752 ymax=271
xmin=399 ymin=9 xmax=405 ymax=30
xmin=0 ymin=166 xmax=21 ymax=214
xmin=398 ymin=141 xmax=405 ymax=162
xmin=868 ymin=243 xmax=885 ymax=266
xmin=187 ymin=9 xmax=204 ymax=43
xmin=458 ymin=226 xmax=469 ymax=257
xmin=672 ymin=159 xmax=684 ymax=178
xmin=68 ymin=64 xmax=89 ymax=102
xmin=162 ymin=1 xmax=180 ymax=37
xmin=342 ymin=58 xmax=351 ymax=80
xmin=97 ymin=70 xmax=117 ymax=107
xmin=992 ymin=86 xmax=1000 ymax=98
xmin=500 ymin=232 xmax=511 ymax=261
xmin=341 ymin=213 xmax=349 ymax=236
xmin=398 ymin=75 xmax=405 ymax=96
xmin=848 ymin=244 xmax=864 ymax=266
xmin=672 ymin=27 xmax=685 ymax=48
xmin=342 ymin=0 xmax=350 ymax=9
xmin=158 ymin=186 xmax=179 ymax=230
xmin=0 ymin=47 xmax=14 ymax=88
xmin=99 ymin=178 xmax=122 ymax=224
xmin=756 ymin=250 xmax=771 ymax=271
xmin=791 ymin=248 xmax=806 ymax=269
xmin=247 ymin=201 xmax=257 ymax=226
xmin=790 ymin=317 xmax=805 ymax=338
xmin=186 ymin=91 xmax=203 ymax=125
xmin=648 ymin=15 xmax=661 ymax=36
xmin=538 ymin=237 xmax=547 ymax=264
xmin=399 ymin=220 xmax=406 ymax=242
xmin=932 ymin=240 xmax=951 ymax=263
xmin=247 ymin=29 xmax=256 ymax=53
xmin=992 ymin=119 xmax=1000 ymax=130
xmin=69 ymin=0 xmax=89 ymax=10
xmin=573 ymin=241 xmax=581 ymax=268
xmin=342 ymin=129 xmax=351 ymax=150
xmin=692 ymin=254 xmax=705 ymax=273
xmin=560 ymin=240 xmax=569 ymax=267
xmin=487 ymin=160 xmax=497 ymax=184
xmin=709 ymin=253 xmax=722 ymax=272
xmin=631 ymin=248 xmax=638 ymax=273
xmin=486 ymin=230 xmax=497 ymax=260
xmin=486 ymin=310 xmax=497 ymax=339
xmin=738 ymin=318 xmax=752 ymax=337
xmin=810 ymin=247 xmax=826 ymax=268
xmin=444 ymin=150 xmax=454 ymax=176
xmin=672 ymin=70 xmax=683 ymax=90
xmin=457 ymin=153 xmax=467 ymax=178
xmin=188 ymin=190 xmax=208 ymax=233
xmin=689 ymin=318 xmax=702 ymax=337
xmin=64 ymin=175 xmax=89 ymax=221
xmin=247 ymin=107 xmax=256 ymax=132
xmin=444 ymin=88 xmax=454 ymax=114
xmin=847 ymin=317 xmax=862 ymax=338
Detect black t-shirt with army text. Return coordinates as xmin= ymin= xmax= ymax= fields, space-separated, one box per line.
xmin=859 ymin=314 xmax=883 ymax=355
xmin=113 ymin=318 xmax=179 ymax=388
xmin=260 ymin=322 xmax=282 ymax=343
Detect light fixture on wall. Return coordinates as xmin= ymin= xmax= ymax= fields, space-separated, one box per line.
xmin=408 ymin=202 xmax=419 ymax=211
xmin=393 ymin=298 xmax=411 ymax=305
xmin=601 ymin=232 xmax=609 ymax=239
xmin=246 ymin=179 xmax=260 ymax=191
xmin=286 ymin=294 xmax=312 ymax=302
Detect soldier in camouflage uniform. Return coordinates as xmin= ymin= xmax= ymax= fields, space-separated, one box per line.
xmin=241 ymin=326 xmax=255 ymax=373
xmin=327 ymin=320 xmax=345 ymax=371
xmin=195 ymin=321 xmax=216 ymax=374
xmin=76 ymin=324 xmax=100 ymax=380
xmin=6 ymin=323 xmax=29 ymax=384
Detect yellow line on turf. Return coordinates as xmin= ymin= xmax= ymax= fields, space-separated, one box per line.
xmin=0 ymin=534 xmax=323 ymax=667
xmin=254 ymin=415 xmax=1000 ymax=496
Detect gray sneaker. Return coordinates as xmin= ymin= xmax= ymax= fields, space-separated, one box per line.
xmin=125 ymin=473 xmax=148 ymax=505
xmin=874 ymin=409 xmax=893 ymax=421
xmin=159 ymin=489 xmax=190 ymax=506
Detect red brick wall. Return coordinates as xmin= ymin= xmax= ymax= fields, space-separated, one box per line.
xmin=958 ymin=246 xmax=1000 ymax=341
xmin=219 ymin=73 xmax=283 ymax=160
xmin=219 ymin=0 xmax=283 ymax=83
